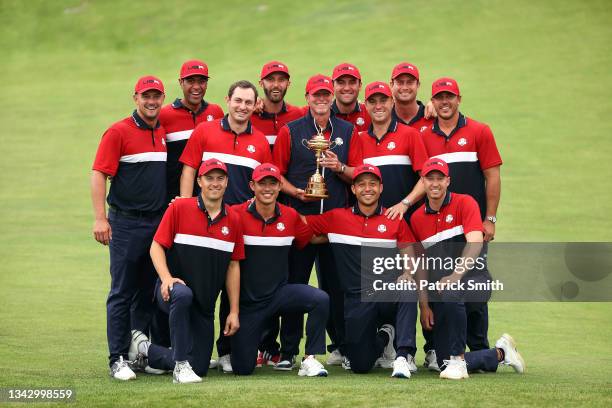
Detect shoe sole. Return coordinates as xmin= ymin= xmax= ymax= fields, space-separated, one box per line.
xmin=273 ymin=366 xmax=294 ymax=371
xmin=298 ymin=370 xmax=328 ymax=377
xmin=500 ymin=333 xmax=526 ymax=373
xmin=391 ymin=373 xmax=411 ymax=379
xmin=173 ymin=379 xmax=202 ymax=384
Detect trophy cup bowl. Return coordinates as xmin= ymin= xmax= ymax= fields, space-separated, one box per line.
xmin=301 ymin=134 xmax=337 ymax=199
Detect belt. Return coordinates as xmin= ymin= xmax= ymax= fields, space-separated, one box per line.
xmin=109 ymin=206 xmax=163 ymax=218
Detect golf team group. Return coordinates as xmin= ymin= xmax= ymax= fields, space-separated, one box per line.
xmin=91 ymin=59 xmax=526 ymax=383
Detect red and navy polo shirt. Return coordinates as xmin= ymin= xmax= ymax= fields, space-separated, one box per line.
xmin=331 ymin=101 xmax=372 ymax=133
xmin=179 ymin=115 xmax=272 ymax=204
xmin=273 ymin=110 xmax=362 ymax=214
xmin=159 ymin=98 xmax=224 ymax=201
xmin=92 ymin=110 xmax=167 ymax=212
xmin=250 ymin=102 xmax=304 ymax=149
xmin=410 ymin=192 xmax=484 ymax=280
xmin=392 ymin=100 xmax=434 ymax=133
xmin=231 ymin=200 xmax=312 ymax=310
xmin=354 ymin=118 xmax=428 ymax=217
xmin=154 ymin=196 xmax=244 ymax=314
xmin=307 ymin=203 xmax=416 ymax=295
xmin=420 ymin=113 xmax=502 ymax=218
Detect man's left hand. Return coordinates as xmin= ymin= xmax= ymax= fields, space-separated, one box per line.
xmin=224 ymin=312 xmax=240 ymax=336
xmin=483 ymin=220 xmax=495 ymax=241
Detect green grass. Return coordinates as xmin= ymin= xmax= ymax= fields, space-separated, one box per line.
xmin=0 ymin=0 xmax=611 ymax=406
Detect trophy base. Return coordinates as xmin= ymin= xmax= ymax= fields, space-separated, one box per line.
xmin=304 ymin=182 xmax=328 ymax=199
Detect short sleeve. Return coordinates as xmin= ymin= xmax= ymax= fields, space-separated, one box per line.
xmin=179 ymin=124 xmax=205 ymax=169
xmin=409 ymin=129 xmax=428 ymax=173
xmin=231 ymin=214 xmax=246 ymax=261
xmin=210 ymin=104 xmax=225 ymax=119
xmin=305 ymin=212 xmax=332 ymax=235
xmin=347 ymin=129 xmax=363 ymax=167
xmin=293 ymin=212 xmax=313 ymax=249
xmin=153 ymin=204 xmax=176 ymax=249
xmin=92 ymin=128 xmax=122 ymax=176
xmin=461 ymin=196 xmax=485 ymax=235
xmin=397 ymin=219 xmax=417 ymax=245
xmin=477 ymin=125 xmax=502 ymax=170
xmin=272 ymin=125 xmax=291 ymax=174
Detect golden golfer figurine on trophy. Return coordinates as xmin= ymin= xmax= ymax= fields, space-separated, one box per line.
xmin=301 ymin=130 xmax=337 ymax=199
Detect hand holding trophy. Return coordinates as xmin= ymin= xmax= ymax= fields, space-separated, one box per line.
xmin=301 ymin=130 xmax=337 ymax=199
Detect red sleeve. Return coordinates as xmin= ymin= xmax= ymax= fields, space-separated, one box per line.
xmin=153 ymin=204 xmax=177 ymax=249
xmin=260 ymin=136 xmax=273 ymax=163
xmin=293 ymin=212 xmax=313 ymax=249
xmin=272 ymin=125 xmax=291 ymax=174
xmin=461 ymin=196 xmax=485 ymax=235
xmin=347 ymin=129 xmax=363 ymax=167
xmin=231 ymin=213 xmax=245 ymax=261
xmin=92 ymin=128 xmax=122 ymax=176
xmin=397 ymin=219 xmax=417 ymax=244
xmin=409 ymin=129 xmax=428 ymax=173
xmin=211 ymin=104 xmax=225 ymax=118
xmin=179 ymin=124 xmax=205 ymax=169
xmin=305 ymin=212 xmax=332 ymax=235
xmin=476 ymin=125 xmax=502 ymax=170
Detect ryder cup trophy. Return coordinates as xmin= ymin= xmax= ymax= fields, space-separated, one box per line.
xmin=301 ymin=132 xmax=337 ymax=199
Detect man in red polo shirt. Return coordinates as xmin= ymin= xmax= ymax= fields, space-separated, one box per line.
xmin=179 ymin=80 xmax=271 ymax=373
xmin=159 ymin=59 xmax=224 ymax=203
xmin=129 ymin=159 xmax=244 ymax=383
xmin=251 ymin=61 xmax=303 ymax=150
xmin=409 ymin=158 xmax=524 ymax=380
xmin=390 ymin=62 xmax=434 ymax=133
xmin=91 ymin=75 xmax=167 ymax=380
xmin=421 ymin=77 xmax=503 ymax=361
xmin=331 ymin=62 xmax=371 ymax=132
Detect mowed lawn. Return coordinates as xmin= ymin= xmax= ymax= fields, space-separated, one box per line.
xmin=1 ymin=0 xmax=611 ymax=406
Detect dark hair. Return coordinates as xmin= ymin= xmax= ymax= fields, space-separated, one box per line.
xmin=227 ymin=80 xmax=258 ymax=101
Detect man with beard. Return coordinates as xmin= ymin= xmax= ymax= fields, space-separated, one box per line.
xmin=250 ymin=61 xmax=303 ymax=150
xmin=331 ymin=63 xmax=371 ymax=133
xmin=91 ymin=75 xmax=167 ymax=380
xmin=159 ymin=60 xmax=224 ymax=203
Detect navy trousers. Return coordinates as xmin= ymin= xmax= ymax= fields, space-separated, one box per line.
xmin=231 ymin=284 xmax=329 ymax=375
xmin=270 ymin=243 xmax=344 ymax=356
xmin=344 ymin=295 xmax=409 ymax=374
xmin=147 ymin=283 xmax=215 ymax=376
xmin=106 ymin=210 xmax=160 ymax=366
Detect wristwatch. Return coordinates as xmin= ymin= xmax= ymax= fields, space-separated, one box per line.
xmin=336 ymin=163 xmax=346 ymax=174
xmin=401 ymin=198 xmax=411 ymax=207
xmin=486 ymin=215 xmax=497 ymax=224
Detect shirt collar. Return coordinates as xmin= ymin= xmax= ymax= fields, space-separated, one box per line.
xmin=247 ymin=199 xmax=282 ymax=224
xmin=197 ymin=195 xmax=228 ymax=225
xmin=366 ymin=116 xmax=398 ymax=142
xmin=432 ymin=113 xmax=467 ymax=139
xmin=171 ymin=98 xmax=209 ymax=115
xmin=221 ymin=114 xmax=253 ymax=135
xmin=259 ymin=101 xmax=288 ymax=119
xmin=331 ymin=100 xmax=361 ymax=115
xmin=352 ymin=202 xmax=384 ymax=217
xmin=391 ymin=100 xmax=426 ymax=126
xmin=425 ymin=192 xmax=452 ymax=214
xmin=306 ymin=109 xmax=332 ymax=134
xmin=131 ymin=110 xmax=160 ymax=130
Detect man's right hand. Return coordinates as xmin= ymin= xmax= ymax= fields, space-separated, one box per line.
xmin=254 ymin=97 xmax=264 ymax=114
xmin=93 ymin=218 xmax=112 ymax=245
xmin=160 ymin=277 xmax=186 ymax=302
xmin=295 ymin=188 xmax=321 ymax=203
xmin=419 ymin=303 xmax=434 ymax=331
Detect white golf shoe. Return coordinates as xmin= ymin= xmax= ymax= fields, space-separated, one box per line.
xmin=218 ymin=354 xmax=233 ymax=373
xmin=495 ymin=333 xmax=525 ymax=373
xmin=424 ymin=350 xmax=441 ymax=372
xmin=391 ymin=356 xmax=411 ymax=379
xmin=298 ymin=355 xmax=328 ymax=377
xmin=326 ymin=349 xmax=344 ymax=366
xmin=110 ymin=356 xmax=136 ymax=381
xmin=440 ymin=356 xmax=469 ymax=380
xmin=173 ymin=361 xmax=202 ymax=384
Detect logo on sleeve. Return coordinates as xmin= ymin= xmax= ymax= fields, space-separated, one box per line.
xmin=387 ymin=141 xmax=396 ymax=150
xmin=247 ymin=145 xmax=256 ymax=154
xmin=356 ymin=117 xmax=365 ymax=126
xmin=276 ymin=222 xmax=285 ymax=231
xmin=457 ymin=138 xmax=467 ymax=146
xmin=445 ymin=214 xmax=454 ymax=223
xmin=207 ymin=115 xmax=214 ymax=121
xmin=334 ymin=137 xmax=344 ymax=146
xmin=377 ymin=224 xmax=387 ymax=233
xmin=420 ymin=126 xmax=428 ymax=133
xmin=221 ymin=226 xmax=230 ymax=235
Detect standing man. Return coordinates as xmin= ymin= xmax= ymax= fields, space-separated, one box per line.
xmin=272 ymin=74 xmax=361 ymax=368
xmin=130 ymin=159 xmax=244 ymax=383
xmin=421 ymin=78 xmax=503 ymax=356
xmin=355 ymin=81 xmax=428 ymax=221
xmin=159 ymin=59 xmax=224 ymax=203
xmin=304 ymin=164 xmax=419 ymax=375
xmin=91 ymin=75 xmax=167 ymax=380
xmin=409 ymin=158 xmax=523 ymax=379
xmin=179 ymin=80 xmax=271 ymax=373
xmin=331 ymin=63 xmax=371 ymax=132
xmin=390 ymin=62 xmax=433 ymax=132
xmin=251 ymin=61 xmax=304 ymax=149
xmin=230 ymin=163 xmax=329 ymax=377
